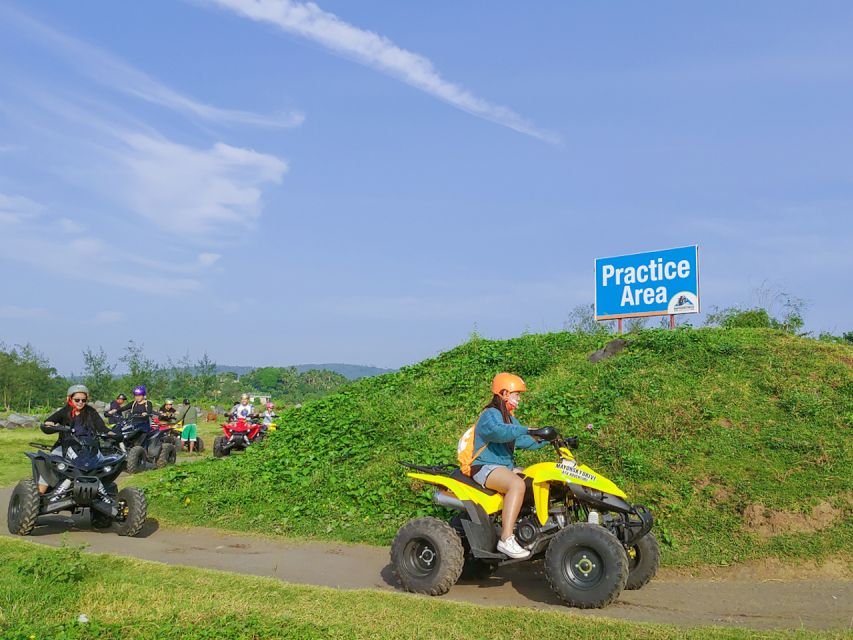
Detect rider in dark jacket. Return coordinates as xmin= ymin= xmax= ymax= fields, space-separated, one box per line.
xmin=40 ymin=384 xmax=111 ymax=494
xmin=117 ymin=385 xmax=154 ymax=432
xmin=106 ymin=393 xmax=127 ymax=425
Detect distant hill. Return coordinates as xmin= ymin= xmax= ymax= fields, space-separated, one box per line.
xmin=214 ymin=363 xmax=394 ymax=380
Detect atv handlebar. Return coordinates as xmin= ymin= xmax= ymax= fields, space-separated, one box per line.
xmin=528 ymin=426 xmax=558 ymax=441
xmin=527 ymin=427 xmax=580 ymax=451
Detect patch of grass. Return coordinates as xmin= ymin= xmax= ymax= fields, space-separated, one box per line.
xmin=140 ymin=329 xmax=853 ymax=568
xmin=0 ymin=537 xmax=837 ymax=640
xmin=0 ymin=428 xmax=53 ymax=486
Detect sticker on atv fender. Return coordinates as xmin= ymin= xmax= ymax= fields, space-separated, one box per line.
xmin=558 ymin=462 xmax=596 ymax=483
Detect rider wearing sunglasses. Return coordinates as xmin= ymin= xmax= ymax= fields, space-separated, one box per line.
xmin=40 ymin=384 xmax=112 ymax=494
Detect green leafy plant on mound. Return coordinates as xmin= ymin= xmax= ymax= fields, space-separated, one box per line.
xmin=144 ymin=329 xmax=853 ymax=567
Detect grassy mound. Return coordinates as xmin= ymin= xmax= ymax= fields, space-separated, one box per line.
xmin=145 ymin=329 xmax=853 ymax=567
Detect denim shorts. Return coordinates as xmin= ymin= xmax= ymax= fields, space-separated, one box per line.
xmin=472 ymin=464 xmax=502 ymax=487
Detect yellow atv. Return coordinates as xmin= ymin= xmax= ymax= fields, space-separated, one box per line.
xmin=391 ymin=427 xmax=658 ymax=609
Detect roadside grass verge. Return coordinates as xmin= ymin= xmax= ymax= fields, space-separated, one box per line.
xmin=0 ymin=537 xmax=842 ymax=640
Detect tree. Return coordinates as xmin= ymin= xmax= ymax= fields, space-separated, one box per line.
xmin=118 ymin=341 xmax=165 ymax=397
xmin=564 ymin=304 xmax=614 ymax=335
xmin=194 ymin=352 xmax=217 ymax=398
xmin=82 ymin=346 xmax=114 ymax=401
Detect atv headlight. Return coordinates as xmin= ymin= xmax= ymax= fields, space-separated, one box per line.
xmin=57 ymin=462 xmax=67 ymax=471
xmin=103 ymin=466 xmax=112 ymax=473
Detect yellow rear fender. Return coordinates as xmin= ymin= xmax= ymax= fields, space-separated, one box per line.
xmin=406 ymin=472 xmax=504 ymax=515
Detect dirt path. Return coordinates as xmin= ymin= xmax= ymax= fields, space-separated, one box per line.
xmin=1 ymin=488 xmax=850 ymax=631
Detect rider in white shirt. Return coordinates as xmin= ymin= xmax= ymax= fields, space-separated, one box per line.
xmin=230 ymin=394 xmax=256 ymax=421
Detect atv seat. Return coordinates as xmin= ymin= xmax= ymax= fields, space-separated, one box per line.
xmin=399 ymin=462 xmax=498 ymax=496
xmin=449 ymin=468 xmax=497 ymax=496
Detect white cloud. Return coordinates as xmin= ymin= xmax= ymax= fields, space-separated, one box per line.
xmin=0 ymin=192 xmax=43 ymax=224
xmin=112 ymin=132 xmax=288 ymax=234
xmin=0 ymin=305 xmax=46 ymax=319
xmin=198 ymin=252 xmax=221 ymax=266
xmin=203 ymin=0 xmax=559 ymax=143
xmin=93 ymin=310 xmax=124 ymax=324
xmin=58 ymin=217 xmax=85 ymax=233
xmin=2 ymin=5 xmax=304 ymax=129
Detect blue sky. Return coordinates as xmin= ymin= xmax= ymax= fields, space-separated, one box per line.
xmin=1 ymin=1 xmax=851 ymax=374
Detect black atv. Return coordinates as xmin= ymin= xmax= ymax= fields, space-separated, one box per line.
xmin=7 ymin=429 xmax=147 ymax=537
xmin=113 ymin=417 xmax=177 ymax=474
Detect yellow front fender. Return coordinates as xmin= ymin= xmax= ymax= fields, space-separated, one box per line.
xmin=523 ymin=461 xmax=628 ymax=525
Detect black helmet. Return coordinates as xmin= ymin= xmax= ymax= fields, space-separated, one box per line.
xmin=117 ymin=393 xmax=128 ymax=400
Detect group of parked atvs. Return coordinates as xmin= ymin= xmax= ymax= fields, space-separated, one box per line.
xmin=6 ymin=414 xmax=272 ymax=540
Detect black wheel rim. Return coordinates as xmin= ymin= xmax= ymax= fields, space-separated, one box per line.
xmin=561 ymin=545 xmax=605 ymax=590
xmin=402 ymin=537 xmax=439 ymax=578
xmin=10 ymin=492 xmax=21 ymax=524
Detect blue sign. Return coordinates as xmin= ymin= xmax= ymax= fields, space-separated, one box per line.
xmin=595 ymin=246 xmax=700 ymax=320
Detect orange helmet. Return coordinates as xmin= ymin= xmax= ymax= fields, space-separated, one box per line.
xmin=491 ymin=373 xmax=527 ymax=395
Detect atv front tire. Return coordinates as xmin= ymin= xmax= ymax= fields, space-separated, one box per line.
xmin=7 ymin=479 xmax=40 ymax=536
xmin=625 ymin=532 xmax=660 ymax=590
xmin=391 ymin=517 xmax=464 ymax=596
xmin=544 ymin=523 xmax=628 ymax=609
xmin=213 ymin=436 xmax=228 ymax=458
xmin=114 ymin=487 xmax=147 ymax=537
xmin=195 ymin=436 xmax=205 ymax=453
xmin=156 ymin=443 xmax=177 ymax=468
xmin=126 ymin=446 xmax=146 ymax=474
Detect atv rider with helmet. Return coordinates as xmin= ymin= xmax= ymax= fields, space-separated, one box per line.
xmin=229 ymin=394 xmax=257 ymax=422
xmin=460 ymin=373 xmax=548 ymax=559
xmin=158 ymin=400 xmax=178 ymax=425
xmin=115 ymin=385 xmax=154 ymax=432
xmin=40 ymin=384 xmax=113 ymax=495
xmin=106 ymin=393 xmax=127 ymax=426
xmin=261 ymin=402 xmax=277 ymax=433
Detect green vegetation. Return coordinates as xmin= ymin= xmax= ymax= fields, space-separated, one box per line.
xmin=0 ymin=428 xmax=55 ymax=486
xmin=0 ymin=537 xmax=837 ymax=640
xmin=143 ymin=328 xmax=853 ymax=567
xmin=241 ymin=366 xmax=350 ymax=404
xmin=0 ymin=343 xmax=66 ymax=411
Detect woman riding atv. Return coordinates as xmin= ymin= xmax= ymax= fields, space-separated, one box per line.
xmin=115 ymin=385 xmax=154 ymax=432
xmin=158 ymin=400 xmax=178 ymax=425
xmin=460 ymin=373 xmax=547 ymax=559
xmin=40 ymin=384 xmax=114 ymax=495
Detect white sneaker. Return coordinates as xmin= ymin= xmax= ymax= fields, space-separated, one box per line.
xmin=497 ymin=535 xmax=531 ymax=559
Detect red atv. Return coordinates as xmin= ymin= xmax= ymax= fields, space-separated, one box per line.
xmin=213 ymin=417 xmax=264 ymax=458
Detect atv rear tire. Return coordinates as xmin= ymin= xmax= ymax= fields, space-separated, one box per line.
xmin=114 ymin=487 xmax=147 ymax=537
xmin=195 ymin=436 xmax=205 ymax=453
xmin=7 ymin=479 xmax=40 ymax=536
xmin=213 ymin=436 xmax=228 ymax=458
xmin=156 ymin=443 xmax=177 ymax=468
xmin=391 ymin=517 xmax=464 ymax=596
xmin=126 ymin=446 xmax=146 ymax=474
xmin=544 ymin=523 xmax=628 ymax=609
xmin=90 ymin=509 xmax=113 ymax=529
xmin=625 ymin=532 xmax=660 ymax=590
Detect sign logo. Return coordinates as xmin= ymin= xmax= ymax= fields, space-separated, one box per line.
xmin=557 ymin=461 xmax=596 ymax=483
xmin=594 ymin=245 xmax=700 ymax=320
